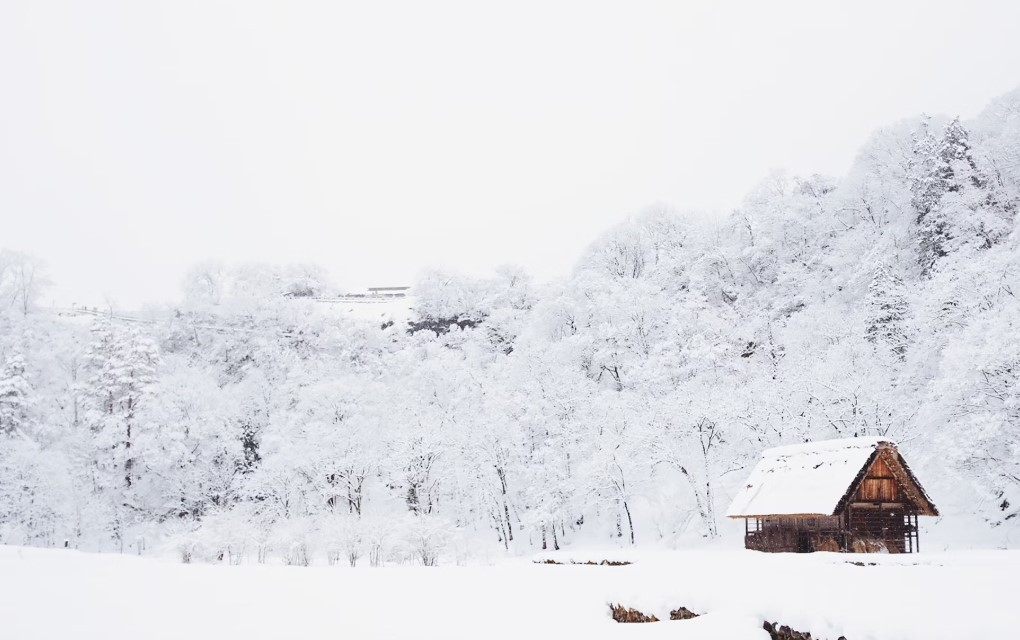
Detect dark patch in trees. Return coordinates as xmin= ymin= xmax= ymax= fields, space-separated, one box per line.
xmin=282 ymin=286 xmax=318 ymax=298
xmin=407 ymin=316 xmax=481 ymax=336
xmin=239 ymin=422 xmax=261 ymax=473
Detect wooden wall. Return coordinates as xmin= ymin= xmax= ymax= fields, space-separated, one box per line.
xmin=853 ymin=456 xmax=901 ymax=503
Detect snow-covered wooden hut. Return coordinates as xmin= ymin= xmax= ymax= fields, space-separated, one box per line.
xmin=726 ymin=437 xmax=938 ymax=553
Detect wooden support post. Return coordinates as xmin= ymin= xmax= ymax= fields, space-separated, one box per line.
xmin=910 ymin=513 xmax=914 ymax=553
xmin=915 ymin=513 xmax=920 ymax=553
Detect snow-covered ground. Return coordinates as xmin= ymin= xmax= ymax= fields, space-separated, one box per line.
xmin=2 ymin=545 xmax=1017 ymax=640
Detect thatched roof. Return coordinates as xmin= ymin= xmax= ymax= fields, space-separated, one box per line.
xmin=726 ymin=437 xmax=938 ymax=518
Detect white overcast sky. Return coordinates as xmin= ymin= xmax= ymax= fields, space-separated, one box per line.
xmin=3 ymin=1 xmax=1020 ymax=308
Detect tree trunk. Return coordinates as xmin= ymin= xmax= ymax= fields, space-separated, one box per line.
xmin=124 ymin=407 xmax=133 ymax=489
xmin=503 ymin=501 xmax=513 ymax=542
xmin=623 ymin=500 xmax=635 ymax=545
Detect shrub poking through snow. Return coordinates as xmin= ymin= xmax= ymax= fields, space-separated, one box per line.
xmin=609 ymin=604 xmax=658 ymax=623
xmin=404 ymin=515 xmax=450 ymax=566
xmin=763 ymin=620 xmax=848 ymax=640
xmin=609 ymin=603 xmax=700 ymax=623
xmin=270 ymin=517 xmax=318 ymax=566
xmin=533 ymin=559 xmax=633 ymax=566
xmin=283 ymin=542 xmax=310 ymax=567
xmin=669 ymin=607 xmax=699 ymax=620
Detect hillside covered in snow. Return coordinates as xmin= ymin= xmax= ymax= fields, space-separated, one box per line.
xmin=2 ymin=87 xmax=1020 ymax=559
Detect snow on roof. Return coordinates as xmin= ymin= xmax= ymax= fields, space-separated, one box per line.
xmin=726 ymin=437 xmax=892 ymax=518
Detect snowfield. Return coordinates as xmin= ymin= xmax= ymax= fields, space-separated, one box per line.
xmin=2 ymin=546 xmax=1018 ymax=640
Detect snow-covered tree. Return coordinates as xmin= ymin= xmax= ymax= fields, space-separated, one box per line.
xmin=82 ymin=320 xmax=160 ymax=499
xmin=0 ymin=250 xmax=50 ymax=315
xmin=865 ymin=265 xmax=910 ymax=358
xmin=0 ymin=354 xmax=31 ymax=435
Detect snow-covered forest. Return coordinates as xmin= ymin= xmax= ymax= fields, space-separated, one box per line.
xmin=3 ymin=87 xmax=1020 ymax=562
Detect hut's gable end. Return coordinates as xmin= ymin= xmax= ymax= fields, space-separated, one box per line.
xmin=855 ymin=454 xmax=901 ymax=503
xmin=837 ymin=445 xmax=939 ymax=516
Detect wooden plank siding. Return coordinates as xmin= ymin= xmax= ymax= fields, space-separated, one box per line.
xmin=854 ymin=456 xmax=901 ymax=503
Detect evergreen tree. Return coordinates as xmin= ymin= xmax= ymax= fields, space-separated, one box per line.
xmin=0 ymin=354 xmax=30 ymax=436
xmin=939 ymin=118 xmax=1014 ymax=252
xmin=910 ymin=117 xmax=944 ymax=223
xmin=912 ymin=117 xmax=990 ymax=275
xmin=865 ymin=265 xmax=910 ymax=359
xmin=938 ymin=117 xmax=983 ymax=192
xmin=83 ymin=320 xmax=160 ymax=493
